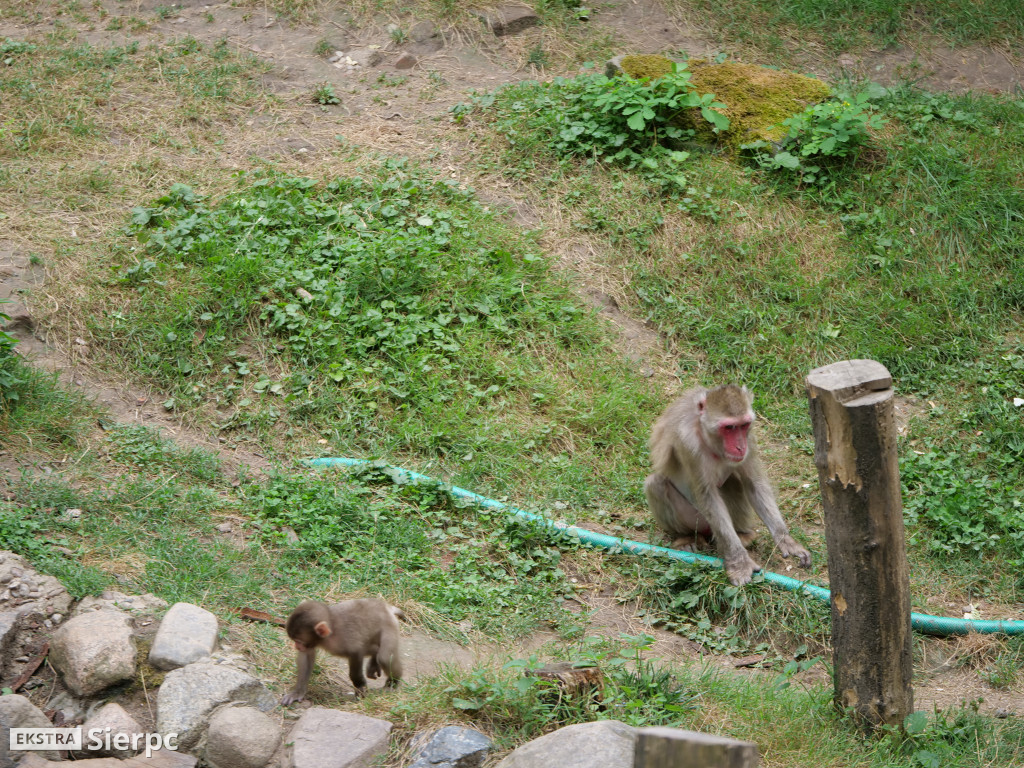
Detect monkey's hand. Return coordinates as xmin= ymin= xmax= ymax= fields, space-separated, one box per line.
xmin=280 ymin=690 xmax=305 ymax=706
xmin=724 ymin=552 xmax=762 ymax=586
xmin=777 ymin=536 xmax=811 ymax=568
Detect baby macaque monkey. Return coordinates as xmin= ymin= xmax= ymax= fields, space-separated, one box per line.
xmin=645 ymin=385 xmax=811 ymax=586
xmin=281 ymin=598 xmax=404 ymax=705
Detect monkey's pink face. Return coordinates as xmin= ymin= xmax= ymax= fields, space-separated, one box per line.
xmin=719 ymin=419 xmax=751 ymax=462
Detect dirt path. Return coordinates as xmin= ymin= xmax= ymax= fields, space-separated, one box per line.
xmin=2 ymin=0 xmax=1023 ymax=718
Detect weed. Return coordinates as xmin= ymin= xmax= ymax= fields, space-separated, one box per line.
xmin=744 ymin=90 xmax=886 ymax=185
xmin=313 ymin=38 xmax=332 ymax=57
xmin=437 ymin=634 xmax=693 ymax=741
xmin=456 ymin=63 xmax=729 ymax=194
xmin=389 ymin=26 xmax=407 ymax=44
xmin=105 ymin=424 xmax=222 ymax=483
xmin=312 ymin=82 xmax=340 ymax=105
xmin=526 ymin=45 xmax=548 ymax=69
xmin=1 ymin=38 xmax=36 ymax=65
xmin=248 ymin=466 xmax=582 ymax=637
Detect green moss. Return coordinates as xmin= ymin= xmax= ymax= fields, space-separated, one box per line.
xmin=620 ymin=54 xmax=674 ymax=80
xmin=687 ymin=60 xmax=832 ymax=147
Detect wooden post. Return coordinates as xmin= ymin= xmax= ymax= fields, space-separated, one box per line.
xmin=634 ymin=728 xmax=758 ymax=768
xmin=805 ymin=360 xmax=913 ymax=729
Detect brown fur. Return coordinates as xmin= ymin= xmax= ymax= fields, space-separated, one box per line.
xmin=281 ymin=598 xmax=404 ymax=704
xmin=644 ymin=385 xmax=810 ymax=585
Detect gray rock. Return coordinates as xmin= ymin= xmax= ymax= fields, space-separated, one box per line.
xmin=49 ymin=610 xmax=136 ymax=696
xmin=494 ymin=720 xmax=636 ymax=768
xmin=605 ymin=54 xmax=626 ymax=78
xmin=149 ymin=603 xmax=219 ymax=671
xmin=19 ymin=753 xmax=198 ymax=767
xmin=76 ymin=591 xmax=168 ymax=617
xmin=82 ymin=702 xmax=143 ymax=758
xmin=407 ymin=20 xmax=443 ymax=54
xmin=285 ymin=708 xmax=391 ymax=768
xmin=410 ymin=21 xmax=437 ymax=42
xmin=204 ymin=706 xmax=281 ymax=768
xmin=0 ymin=695 xmax=60 ymax=765
xmin=156 ymin=662 xmax=276 ymax=751
xmin=474 ymin=6 xmax=541 ymax=37
xmin=0 ymin=611 xmax=20 ymax=676
xmin=342 ymin=48 xmax=382 ymax=69
xmin=409 ymin=726 xmax=492 ymax=768
xmin=0 ymin=551 xmax=73 ymax=627
xmin=47 ymin=689 xmax=89 ymax=725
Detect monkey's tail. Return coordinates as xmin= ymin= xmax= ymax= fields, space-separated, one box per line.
xmin=306 ymin=458 xmax=1024 ymax=637
xmin=390 ymin=606 xmax=408 ymax=623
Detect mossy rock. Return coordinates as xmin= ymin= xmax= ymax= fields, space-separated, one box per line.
xmin=611 ymin=55 xmax=831 ymax=151
xmin=620 ymin=54 xmax=675 ymax=80
xmin=687 ymin=60 xmax=832 ymax=148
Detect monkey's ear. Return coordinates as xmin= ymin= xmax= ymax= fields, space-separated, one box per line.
xmin=697 ymin=394 xmax=707 ymax=412
xmin=313 ymin=621 xmax=332 ymax=638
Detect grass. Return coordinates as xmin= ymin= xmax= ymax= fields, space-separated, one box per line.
xmin=665 ymin=0 xmax=1024 ymax=59
xmin=2 ymin=0 xmax=1024 ymax=765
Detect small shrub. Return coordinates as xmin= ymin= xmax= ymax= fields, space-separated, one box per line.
xmin=455 ymin=63 xmax=729 ymax=193
xmin=312 ymin=82 xmax=340 ymax=105
xmin=744 ymin=90 xmax=884 ymax=183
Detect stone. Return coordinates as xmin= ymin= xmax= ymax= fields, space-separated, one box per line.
xmin=395 ymin=53 xmax=417 ymax=70
xmin=82 ymin=702 xmax=144 ymax=758
xmin=343 ymin=48 xmax=382 ymax=69
xmin=634 ymin=727 xmax=759 ymax=768
xmin=20 ymin=753 xmax=197 ymax=767
xmin=0 ymin=695 xmax=60 ymax=764
xmin=204 ymin=706 xmax=281 ymax=768
xmin=49 ymin=610 xmax=136 ymax=696
xmin=0 ymin=551 xmax=73 ymax=628
xmin=76 ymin=591 xmax=168 ymax=617
xmin=474 ymin=6 xmax=540 ymax=37
xmin=149 ymin=602 xmax=219 ymax=671
xmin=285 ymin=708 xmax=392 ymax=768
xmin=605 ymin=54 xmax=626 ymax=78
xmin=410 ymin=21 xmax=437 ymax=42
xmin=157 ymin=662 xmax=276 ymax=751
xmin=494 ymin=720 xmax=635 ymax=768
xmin=409 ymin=726 xmax=492 ymax=768
xmin=407 ymin=20 xmax=443 ymax=54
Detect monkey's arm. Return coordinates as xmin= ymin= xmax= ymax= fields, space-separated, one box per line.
xmin=698 ymin=486 xmax=763 ymax=586
xmin=281 ymin=648 xmax=316 ymax=705
xmin=746 ymin=475 xmax=811 ymax=567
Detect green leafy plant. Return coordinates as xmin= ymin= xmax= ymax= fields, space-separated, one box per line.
xmin=312 ymin=82 xmax=340 ymax=105
xmin=454 ymin=64 xmax=729 ymax=192
xmin=1 ymin=38 xmax=36 ymax=65
xmin=0 ymin=299 xmax=24 ymax=408
xmin=744 ymin=91 xmax=884 ymax=183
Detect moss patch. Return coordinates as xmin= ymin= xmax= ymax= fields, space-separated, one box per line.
xmin=687 ymin=61 xmax=832 ymax=147
xmin=620 ymin=54 xmax=675 ymax=80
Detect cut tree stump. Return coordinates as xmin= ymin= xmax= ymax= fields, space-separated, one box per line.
xmin=806 ymin=359 xmax=913 ymax=729
xmin=634 ymin=727 xmax=759 ymax=768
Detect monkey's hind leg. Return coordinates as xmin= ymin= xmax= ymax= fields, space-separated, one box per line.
xmin=645 ymin=473 xmax=711 ymax=552
xmin=347 ymin=655 xmax=368 ymax=695
xmin=378 ymin=634 xmax=402 ymax=688
xmin=366 ymin=654 xmax=382 ymax=680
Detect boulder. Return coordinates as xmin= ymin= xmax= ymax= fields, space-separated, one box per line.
xmin=149 ymin=603 xmax=219 ymax=671
xmin=494 ymin=720 xmax=635 ymax=768
xmin=49 ymin=610 xmax=136 ymax=696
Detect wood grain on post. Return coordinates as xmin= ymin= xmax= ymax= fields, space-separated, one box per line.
xmin=805 ymin=360 xmax=913 ymax=729
xmin=634 ymin=727 xmax=759 ymax=768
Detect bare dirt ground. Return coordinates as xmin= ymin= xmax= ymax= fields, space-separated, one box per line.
xmin=2 ymin=0 xmax=1023 ymax=719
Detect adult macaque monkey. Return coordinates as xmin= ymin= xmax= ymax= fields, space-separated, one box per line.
xmin=280 ymin=598 xmax=404 ymax=704
xmin=644 ymin=385 xmax=811 ymax=586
